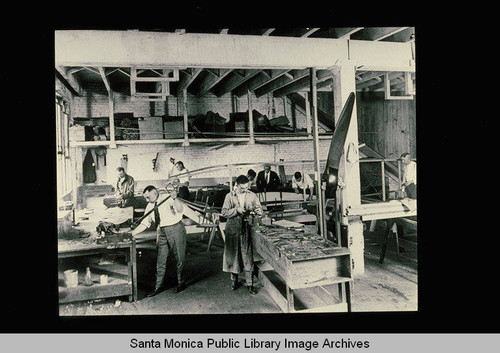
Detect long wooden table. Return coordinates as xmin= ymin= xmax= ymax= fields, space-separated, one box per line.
xmin=252 ymin=224 xmax=353 ymax=313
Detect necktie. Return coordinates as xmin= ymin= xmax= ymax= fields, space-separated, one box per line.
xmin=154 ymin=201 xmax=161 ymax=228
xmin=266 ymin=172 xmax=269 ymax=184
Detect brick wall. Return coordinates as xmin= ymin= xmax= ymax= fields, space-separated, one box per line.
xmin=72 ymin=90 xmax=287 ymax=121
xmin=72 ymin=89 xmax=334 ymax=187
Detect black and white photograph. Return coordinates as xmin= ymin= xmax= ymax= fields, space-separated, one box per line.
xmin=54 ymin=27 xmax=418 ymax=317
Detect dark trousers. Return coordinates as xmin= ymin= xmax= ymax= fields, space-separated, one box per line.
xmin=405 ymin=183 xmax=417 ymax=199
xmin=178 ymin=186 xmax=190 ymax=201
xmin=155 ymin=221 xmax=186 ymax=289
xmin=223 ymin=218 xmax=254 ymax=286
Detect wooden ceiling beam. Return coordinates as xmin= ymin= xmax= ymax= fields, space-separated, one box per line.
xmin=98 ymin=67 xmax=111 ymax=93
xmin=233 ymin=70 xmax=285 ymax=97
xmin=261 ymin=28 xmax=275 ymax=36
xmin=213 ymin=69 xmax=262 ymax=97
xmin=176 ymin=68 xmax=203 ymax=96
xmin=381 ymin=27 xmax=415 ymax=42
xmin=354 ymin=27 xmax=409 ymax=41
xmin=56 ymin=31 xmax=413 ymax=71
xmin=273 ymin=70 xmax=332 ymax=97
xmin=363 ymin=72 xmax=404 ymax=91
xmin=56 ymin=66 xmax=82 ymax=96
xmin=335 ymin=27 xmax=364 ymax=39
xmin=302 ymin=28 xmax=320 ymax=37
xmin=197 ymin=68 xmax=232 ymax=96
xmin=356 ymin=71 xmax=387 ymax=84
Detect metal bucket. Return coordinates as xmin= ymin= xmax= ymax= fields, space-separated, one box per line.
xmin=64 ymin=269 xmax=78 ymax=288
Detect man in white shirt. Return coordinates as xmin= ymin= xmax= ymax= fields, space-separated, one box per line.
xmin=131 ymin=184 xmax=187 ymax=296
xmin=292 ymin=171 xmax=315 ymax=199
xmin=399 ymin=153 xmax=417 ymax=199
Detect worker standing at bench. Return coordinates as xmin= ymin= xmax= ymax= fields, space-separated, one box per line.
xmin=221 ymin=175 xmax=263 ymax=295
xmin=131 ymin=185 xmax=187 ymax=297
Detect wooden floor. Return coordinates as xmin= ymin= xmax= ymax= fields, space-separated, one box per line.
xmin=59 ymin=221 xmax=417 ymax=316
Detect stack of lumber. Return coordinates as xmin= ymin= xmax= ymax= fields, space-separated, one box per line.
xmin=254 ymin=225 xmax=339 ymax=261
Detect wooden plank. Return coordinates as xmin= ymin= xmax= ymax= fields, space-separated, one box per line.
xmin=256 ymin=263 xmax=349 ymax=313
xmin=288 ymin=257 xmax=351 ymax=290
xmin=56 ymin=31 xmax=411 ymax=72
xmin=256 ymin=267 xmax=289 ymax=313
xmin=294 ymin=302 xmax=348 ymax=313
xmin=59 ymin=282 xmax=132 ymax=304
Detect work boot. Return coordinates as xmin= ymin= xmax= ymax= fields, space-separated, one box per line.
xmin=146 ymin=287 xmax=163 ymax=298
xmin=231 ymin=280 xmax=241 ymax=291
xmin=175 ymin=282 xmax=187 ymax=293
xmin=247 ymin=286 xmax=257 ymax=295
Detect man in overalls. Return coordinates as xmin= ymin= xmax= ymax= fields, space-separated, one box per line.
xmin=221 ymin=175 xmax=263 ymax=294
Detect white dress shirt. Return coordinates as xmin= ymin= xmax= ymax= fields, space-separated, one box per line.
xmin=403 ymin=161 xmax=417 ymax=186
xmin=142 ymin=193 xmax=183 ymax=228
xmin=292 ymin=173 xmax=315 ymax=189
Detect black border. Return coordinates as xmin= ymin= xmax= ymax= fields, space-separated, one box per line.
xmin=5 ymin=4 xmax=496 ymax=334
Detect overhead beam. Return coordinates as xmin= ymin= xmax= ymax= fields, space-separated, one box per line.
xmin=356 ymin=73 xmax=396 ymax=91
xmin=254 ymin=68 xmax=310 ymax=97
xmin=273 ymin=70 xmax=332 ymax=97
xmin=56 ymin=31 xmax=413 ymax=71
xmin=354 ymin=27 xmax=409 ymax=41
xmin=302 ymin=28 xmax=320 ymax=37
xmin=213 ymin=69 xmax=262 ymax=97
xmin=381 ymin=27 xmax=415 ymax=42
xmin=261 ymin=28 xmax=275 ymax=36
xmin=55 ymin=66 xmax=82 ymax=96
xmin=233 ymin=70 xmax=283 ymax=97
xmin=98 ymin=67 xmax=110 ymax=93
xmin=356 ymin=71 xmax=386 ymax=84
xmin=335 ymin=27 xmax=364 ymax=39
xmin=350 ymin=40 xmax=415 ymax=72
xmin=176 ymin=68 xmax=203 ymax=96
xmin=197 ymin=69 xmax=232 ymax=96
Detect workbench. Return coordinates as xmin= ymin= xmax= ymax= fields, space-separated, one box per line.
xmin=58 ymin=236 xmax=138 ymax=303
xmin=58 ymin=204 xmax=160 ymax=304
xmin=253 ymin=224 xmax=353 ymax=313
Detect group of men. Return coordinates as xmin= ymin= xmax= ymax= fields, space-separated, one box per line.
xmin=114 ymin=161 xmax=265 ymax=297
xmin=112 ymin=153 xmax=416 ymax=299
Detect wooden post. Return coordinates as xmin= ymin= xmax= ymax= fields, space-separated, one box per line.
xmin=310 ymin=67 xmax=327 ymax=238
xmin=183 ymin=88 xmax=189 ymax=146
xmin=247 ymin=89 xmax=255 ymax=144
xmin=332 ymin=63 xmax=364 ymax=275
xmin=304 ymin=92 xmax=312 ymax=136
xmin=381 ymin=160 xmax=386 ymax=201
xmin=109 ymin=91 xmax=116 ymax=148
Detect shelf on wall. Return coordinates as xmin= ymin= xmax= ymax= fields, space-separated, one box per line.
xmin=69 ymin=134 xmax=334 ymax=147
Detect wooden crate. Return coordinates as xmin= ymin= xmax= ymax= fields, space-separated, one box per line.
xmin=253 ymin=224 xmax=352 ymax=313
xmin=256 ymin=261 xmax=349 ymax=313
xmin=253 ymin=226 xmax=352 ymax=290
xmin=69 ymin=125 xmax=86 ymax=141
xmin=164 ymin=120 xmax=184 ymax=139
xmin=138 ymin=117 xmax=164 ymax=140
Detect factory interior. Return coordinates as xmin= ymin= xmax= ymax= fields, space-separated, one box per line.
xmin=54 ymin=27 xmax=420 ymax=319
